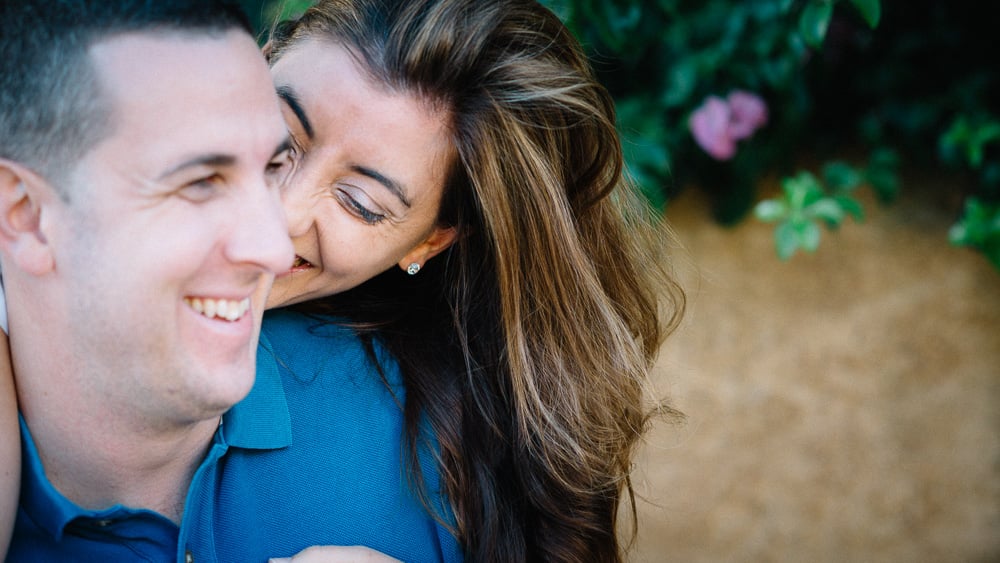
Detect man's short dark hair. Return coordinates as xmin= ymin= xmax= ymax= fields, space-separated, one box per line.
xmin=0 ymin=0 xmax=253 ymax=188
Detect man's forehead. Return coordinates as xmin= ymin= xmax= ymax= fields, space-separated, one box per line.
xmin=81 ymin=29 xmax=286 ymax=175
xmin=88 ymin=29 xmax=258 ymax=88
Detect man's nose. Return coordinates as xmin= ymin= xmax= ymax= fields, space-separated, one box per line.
xmin=279 ymin=171 xmax=317 ymax=240
xmin=226 ymin=179 xmax=295 ymax=275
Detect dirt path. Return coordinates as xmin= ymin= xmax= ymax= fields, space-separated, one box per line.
xmin=632 ymin=178 xmax=999 ymax=562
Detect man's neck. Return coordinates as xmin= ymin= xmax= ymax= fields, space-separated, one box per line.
xmin=20 ymin=403 xmax=220 ymax=524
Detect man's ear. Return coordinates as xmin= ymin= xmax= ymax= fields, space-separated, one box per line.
xmin=397 ymin=225 xmax=458 ymax=274
xmin=0 ymin=160 xmax=55 ymax=276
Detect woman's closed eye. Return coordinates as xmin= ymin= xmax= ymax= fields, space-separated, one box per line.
xmin=266 ymin=147 xmax=297 ymax=187
xmin=335 ymin=188 xmax=387 ymax=225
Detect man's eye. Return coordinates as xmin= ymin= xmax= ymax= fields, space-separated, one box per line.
xmin=179 ymin=174 xmax=223 ymax=201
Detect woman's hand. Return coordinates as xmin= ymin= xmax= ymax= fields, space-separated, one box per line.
xmin=269 ymin=545 xmax=403 ymax=563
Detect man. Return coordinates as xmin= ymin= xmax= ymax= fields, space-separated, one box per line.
xmin=0 ymin=1 xmax=294 ymax=559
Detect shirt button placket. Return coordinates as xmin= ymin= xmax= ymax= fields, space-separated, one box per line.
xmin=185 ymin=549 xmax=195 ymax=563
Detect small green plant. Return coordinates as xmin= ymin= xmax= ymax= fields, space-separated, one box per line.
xmin=754 ymin=150 xmax=898 ymax=259
xmin=940 ymin=114 xmax=1000 ymax=171
xmin=939 ymin=113 xmax=1000 ymax=268
xmin=949 ymin=198 xmax=1000 ymax=270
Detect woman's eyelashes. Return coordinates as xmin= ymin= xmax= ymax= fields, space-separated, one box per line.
xmin=266 ymin=146 xmax=298 ymax=187
xmin=335 ymin=188 xmax=387 ymax=225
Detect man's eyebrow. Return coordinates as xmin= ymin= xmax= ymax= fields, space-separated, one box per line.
xmin=276 ymin=85 xmax=314 ymax=140
xmin=352 ymin=165 xmax=411 ymax=208
xmin=272 ymin=137 xmax=292 ymax=159
xmin=157 ymin=154 xmax=236 ymax=181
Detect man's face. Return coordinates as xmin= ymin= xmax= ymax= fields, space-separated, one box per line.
xmin=46 ymin=31 xmax=293 ymax=424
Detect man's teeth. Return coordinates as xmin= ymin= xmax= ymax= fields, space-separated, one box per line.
xmin=185 ymin=297 xmax=250 ymax=322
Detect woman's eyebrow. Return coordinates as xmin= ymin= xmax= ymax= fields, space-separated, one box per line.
xmin=276 ymin=85 xmax=314 ymax=140
xmin=352 ymin=164 xmax=411 ymax=208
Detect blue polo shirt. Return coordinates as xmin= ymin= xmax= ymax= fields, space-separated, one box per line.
xmin=8 ymin=309 xmax=462 ymax=563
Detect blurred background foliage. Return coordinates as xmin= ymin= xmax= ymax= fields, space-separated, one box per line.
xmin=245 ymin=0 xmax=998 ymax=269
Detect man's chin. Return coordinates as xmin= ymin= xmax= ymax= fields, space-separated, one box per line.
xmin=193 ymin=364 xmax=257 ymax=412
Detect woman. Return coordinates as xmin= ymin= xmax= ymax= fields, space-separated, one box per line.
xmin=1 ymin=0 xmax=683 ymax=560
xmin=264 ymin=0 xmax=683 ymax=560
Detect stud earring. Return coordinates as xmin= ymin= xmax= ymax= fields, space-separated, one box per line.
xmin=406 ymin=262 xmax=421 ymax=275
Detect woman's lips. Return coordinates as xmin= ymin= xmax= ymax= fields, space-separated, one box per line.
xmin=283 ymin=255 xmax=314 ymax=276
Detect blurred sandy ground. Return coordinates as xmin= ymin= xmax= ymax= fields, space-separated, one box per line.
xmin=632 ymin=172 xmax=999 ymax=562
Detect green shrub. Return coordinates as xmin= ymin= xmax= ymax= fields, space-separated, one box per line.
xmin=541 ymin=0 xmax=998 ymax=269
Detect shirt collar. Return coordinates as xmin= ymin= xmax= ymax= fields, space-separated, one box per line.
xmin=220 ymin=331 xmax=293 ymax=450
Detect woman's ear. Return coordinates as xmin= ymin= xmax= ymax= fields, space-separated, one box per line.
xmin=397 ymin=225 xmax=458 ymax=274
xmin=0 ymin=161 xmax=55 ymax=276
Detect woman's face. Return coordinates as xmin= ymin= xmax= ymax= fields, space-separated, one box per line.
xmin=266 ymin=39 xmax=457 ymax=309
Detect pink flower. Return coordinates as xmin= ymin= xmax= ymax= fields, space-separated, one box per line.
xmin=689 ymin=96 xmax=736 ymax=160
xmin=689 ymin=91 xmax=769 ymax=161
xmin=727 ymin=90 xmax=769 ymax=140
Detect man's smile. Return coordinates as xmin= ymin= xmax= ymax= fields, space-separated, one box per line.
xmin=183 ymin=297 xmax=251 ymax=322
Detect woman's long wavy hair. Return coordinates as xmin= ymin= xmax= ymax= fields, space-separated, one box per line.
xmin=267 ymin=0 xmax=684 ymax=560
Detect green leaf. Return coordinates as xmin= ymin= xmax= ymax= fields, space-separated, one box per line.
xmin=866 ymin=148 xmax=901 ymax=203
xmin=798 ymin=1 xmax=833 ymax=48
xmin=835 ymin=195 xmax=865 ymax=222
xmin=775 ymin=221 xmax=800 ymax=260
xmin=807 ymin=198 xmax=846 ymax=226
xmin=869 ymin=147 xmax=900 ymax=169
xmin=781 ymin=171 xmax=824 ymax=210
xmin=628 ymin=162 xmax=668 ymax=211
xmin=823 ymin=161 xmax=864 ymax=192
xmin=620 ymin=135 xmax=670 ymax=209
xmin=850 ymin=0 xmax=881 ymax=28
xmin=939 ymin=115 xmax=1000 ymax=169
xmin=967 ymin=122 xmax=1000 ymax=168
xmin=539 ymin=0 xmax=575 ymax=23
xmin=948 ymin=222 xmax=969 ymax=246
xmin=755 ymin=199 xmax=789 ymax=222
xmin=657 ymin=0 xmax=680 ymax=13
xmin=949 ymin=198 xmax=1000 ymax=271
xmin=867 ymin=169 xmax=900 ymax=203
xmin=939 ymin=117 xmax=970 ymax=166
xmin=760 ymin=56 xmax=796 ymax=89
xmin=660 ymin=59 xmax=699 ymax=107
xmin=796 ymin=219 xmax=822 ymax=252
xmin=585 ymin=0 xmax=643 ymax=51
xmin=983 ymin=241 xmax=1000 ymax=271
xmin=265 ymin=0 xmax=315 ymax=22
xmin=977 ymin=122 xmax=1000 ymax=143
